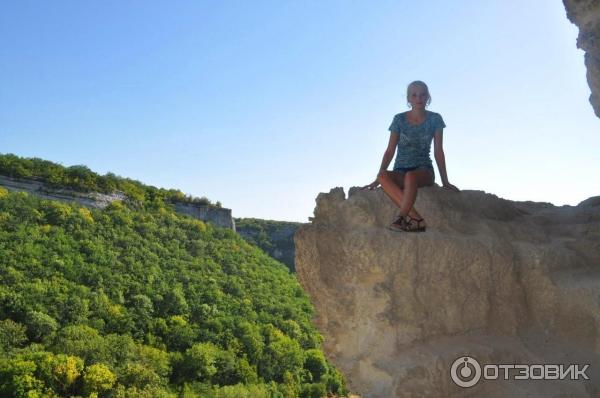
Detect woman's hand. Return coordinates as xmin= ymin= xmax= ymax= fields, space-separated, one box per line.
xmin=443 ymin=182 xmax=460 ymax=192
xmin=362 ymin=179 xmax=380 ymax=190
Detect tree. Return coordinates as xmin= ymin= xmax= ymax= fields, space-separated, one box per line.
xmin=258 ymin=328 xmax=303 ymax=383
xmin=299 ymin=382 xmax=326 ymax=398
xmin=52 ymin=325 xmax=108 ymax=364
xmin=0 ymin=319 xmax=27 ymax=353
xmin=83 ymin=363 xmax=116 ymax=394
xmin=160 ymin=316 xmax=197 ymax=352
xmin=38 ymin=353 xmax=84 ymax=395
xmin=25 ymin=311 xmax=58 ymax=343
xmin=235 ymin=321 xmax=264 ymax=364
xmin=120 ymin=362 xmax=162 ymax=389
xmin=303 ymin=349 xmax=327 ymax=382
xmin=181 ymin=342 xmax=220 ymax=382
xmin=0 ymin=358 xmax=44 ymax=397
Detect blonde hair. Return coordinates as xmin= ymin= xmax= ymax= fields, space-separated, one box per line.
xmin=406 ymin=80 xmax=431 ymax=107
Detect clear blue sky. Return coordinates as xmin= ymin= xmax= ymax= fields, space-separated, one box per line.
xmin=1 ymin=1 xmax=598 ymax=222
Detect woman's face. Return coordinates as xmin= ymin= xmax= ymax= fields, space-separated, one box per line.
xmin=408 ymin=85 xmax=429 ymax=110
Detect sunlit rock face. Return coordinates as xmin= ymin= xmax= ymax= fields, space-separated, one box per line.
xmin=295 ymin=186 xmax=600 ymax=397
xmin=564 ymin=0 xmax=600 ymax=118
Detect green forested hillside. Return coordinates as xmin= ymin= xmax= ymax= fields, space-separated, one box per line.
xmin=0 ymin=187 xmax=346 ymax=397
xmin=0 ymin=153 xmax=219 ymax=207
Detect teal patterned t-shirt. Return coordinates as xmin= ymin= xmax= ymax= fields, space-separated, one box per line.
xmin=388 ymin=110 xmax=446 ymax=170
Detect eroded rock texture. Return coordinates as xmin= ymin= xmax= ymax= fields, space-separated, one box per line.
xmin=564 ymin=0 xmax=600 ymax=117
xmin=295 ymin=186 xmax=600 ymax=397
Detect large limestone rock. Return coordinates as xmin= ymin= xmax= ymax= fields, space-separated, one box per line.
xmin=564 ymin=0 xmax=600 ymax=118
xmin=295 ymin=186 xmax=600 ymax=397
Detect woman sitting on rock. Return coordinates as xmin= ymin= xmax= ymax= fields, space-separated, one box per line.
xmin=363 ymin=80 xmax=459 ymax=232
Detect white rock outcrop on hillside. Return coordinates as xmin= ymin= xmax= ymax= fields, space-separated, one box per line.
xmin=0 ymin=174 xmax=236 ymax=229
xmin=0 ymin=175 xmax=126 ymax=209
xmin=295 ymin=186 xmax=600 ymax=397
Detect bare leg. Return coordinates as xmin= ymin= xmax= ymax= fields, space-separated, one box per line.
xmin=378 ymin=169 xmax=433 ymax=223
xmin=378 ymin=170 xmax=404 ymax=207
xmin=399 ymin=169 xmax=433 ymax=216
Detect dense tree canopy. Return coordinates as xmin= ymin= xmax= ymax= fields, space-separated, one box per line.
xmin=0 ymin=187 xmax=346 ymax=397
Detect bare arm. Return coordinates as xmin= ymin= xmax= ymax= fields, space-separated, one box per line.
xmin=378 ymin=132 xmax=398 ymax=176
xmin=363 ymin=133 xmax=398 ymax=189
xmin=433 ymin=130 xmax=459 ymax=191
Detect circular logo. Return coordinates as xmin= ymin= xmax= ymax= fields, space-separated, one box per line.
xmin=450 ymin=356 xmax=482 ymax=388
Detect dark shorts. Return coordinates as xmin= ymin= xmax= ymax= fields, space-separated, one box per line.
xmin=393 ymin=165 xmax=435 ymax=182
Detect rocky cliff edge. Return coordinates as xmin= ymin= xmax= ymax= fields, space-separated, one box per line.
xmin=295 ymin=186 xmax=600 ymax=397
xmin=564 ymin=0 xmax=600 ymax=118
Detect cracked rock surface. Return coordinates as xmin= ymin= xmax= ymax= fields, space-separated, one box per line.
xmin=295 ymin=186 xmax=600 ymax=397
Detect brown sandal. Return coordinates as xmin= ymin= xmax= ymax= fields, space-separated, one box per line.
xmin=388 ymin=215 xmax=426 ymax=232
xmin=388 ymin=215 xmax=408 ymax=232
xmin=405 ymin=215 xmax=426 ymax=232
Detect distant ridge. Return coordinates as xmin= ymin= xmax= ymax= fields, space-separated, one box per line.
xmin=0 ymin=153 xmax=234 ymax=229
